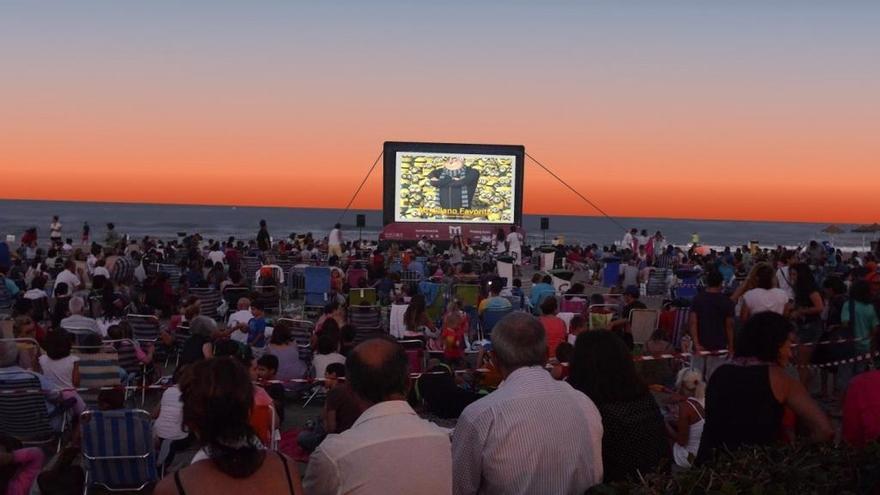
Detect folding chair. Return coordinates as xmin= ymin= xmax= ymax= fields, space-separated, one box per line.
xmin=253 ymin=285 xmax=282 ymax=314
xmin=646 ymin=268 xmax=670 ymax=297
xmin=190 ymin=287 xmax=222 ymax=321
xmin=73 ymin=347 xmax=124 ymax=410
xmin=346 ymin=268 xmax=368 ymax=289
xmin=165 ymin=323 xmax=190 ymax=368
xmin=480 ymin=307 xmax=513 ymax=340
xmin=349 ymin=305 xmax=384 ymax=344
xmin=288 ymin=265 xmax=307 ymax=299
xmin=399 ymin=339 xmax=426 ymax=373
xmin=0 ymin=369 xmax=60 ymax=451
xmin=255 ymin=264 xmax=285 ymax=285
xmin=62 ymin=326 xmax=99 ymax=346
xmin=453 ymin=284 xmax=480 ymax=308
xmin=275 ymin=318 xmax=315 ymax=364
xmin=560 ymin=295 xmax=587 ymax=314
xmin=125 ymin=314 xmax=161 ymax=346
xmin=153 ymin=264 xmax=182 ymax=291
xmin=420 ymin=281 xmax=448 ymax=324
xmin=348 ymin=288 xmax=377 ymax=306
xmin=241 ymin=257 xmax=262 ymax=285
xmin=630 ymin=309 xmax=660 ymax=346
xmin=588 ymin=304 xmax=617 ymax=330
xmin=671 ymin=306 xmax=692 ymax=350
xmin=221 ymin=287 xmax=251 ymax=318
xmin=81 ymin=409 xmax=158 ymax=493
xmin=303 ymin=266 xmax=332 ymax=317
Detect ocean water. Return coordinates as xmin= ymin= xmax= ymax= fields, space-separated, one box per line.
xmin=0 ymin=199 xmax=874 ymax=251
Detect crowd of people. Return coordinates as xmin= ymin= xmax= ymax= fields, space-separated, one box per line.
xmin=0 ymin=217 xmax=879 ymax=493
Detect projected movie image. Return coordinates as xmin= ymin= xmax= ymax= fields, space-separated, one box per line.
xmin=395 ymin=152 xmax=517 ymax=223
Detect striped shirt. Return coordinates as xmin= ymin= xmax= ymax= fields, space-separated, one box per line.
xmin=452 ymin=366 xmax=603 ymax=495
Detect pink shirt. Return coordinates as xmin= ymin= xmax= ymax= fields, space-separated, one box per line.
xmin=843 ymin=370 xmax=880 ymax=447
xmin=6 ymin=448 xmax=44 ymax=495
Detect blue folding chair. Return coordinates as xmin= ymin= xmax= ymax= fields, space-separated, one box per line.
xmin=304 ymin=266 xmax=332 ymax=316
xmin=480 ymin=307 xmax=514 ymax=340
xmin=81 ymin=409 xmax=158 ymax=493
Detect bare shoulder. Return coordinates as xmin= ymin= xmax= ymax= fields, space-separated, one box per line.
xmin=767 ymin=365 xmax=796 ymax=402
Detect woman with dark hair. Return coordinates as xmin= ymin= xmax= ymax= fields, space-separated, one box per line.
xmin=402 ymin=294 xmax=438 ymax=340
xmin=696 ymin=312 xmax=832 ymax=464
xmin=492 ymin=228 xmax=506 ymax=256
xmin=740 ymin=262 xmax=791 ymax=321
xmin=789 ymin=263 xmax=825 ymax=387
xmin=266 ymin=320 xmax=307 ymax=391
xmin=569 ymin=331 xmax=669 ymax=482
xmin=154 ymin=358 xmax=302 ymax=495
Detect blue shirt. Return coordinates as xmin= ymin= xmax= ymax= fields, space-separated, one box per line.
xmin=247 ymin=317 xmax=267 ymax=347
xmin=529 ymin=283 xmax=556 ymax=309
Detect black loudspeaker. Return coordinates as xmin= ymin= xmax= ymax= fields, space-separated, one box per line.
xmin=356 ymin=214 xmax=366 ymax=228
xmin=540 ymin=217 xmax=549 ymax=230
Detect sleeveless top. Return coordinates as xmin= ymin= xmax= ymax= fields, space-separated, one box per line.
xmin=696 ymin=364 xmax=783 ymax=464
xmin=673 ymin=398 xmax=705 ymax=468
xmin=174 ymin=452 xmax=295 ymax=495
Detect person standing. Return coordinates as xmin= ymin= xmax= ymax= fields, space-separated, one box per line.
xmin=328 ymin=223 xmax=343 ymax=259
xmin=303 ymin=338 xmax=452 ymax=494
xmin=689 ymin=270 xmax=736 ymax=380
xmin=81 ymin=221 xmax=90 ymax=246
xmin=452 ymin=313 xmax=603 ymax=495
xmin=257 ymin=220 xmax=271 ymax=252
xmin=49 ymin=216 xmax=62 ymax=246
xmin=505 ymin=225 xmax=523 ymax=273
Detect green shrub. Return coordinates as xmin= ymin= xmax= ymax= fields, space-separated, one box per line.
xmin=588 ymin=442 xmax=880 ymax=495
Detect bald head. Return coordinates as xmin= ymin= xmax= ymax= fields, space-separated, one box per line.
xmin=492 ymin=312 xmax=547 ymax=371
xmin=347 ymin=338 xmax=408 ymax=404
xmin=237 ymin=297 xmax=251 ymax=310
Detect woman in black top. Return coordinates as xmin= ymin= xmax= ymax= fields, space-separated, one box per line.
xmin=569 ymin=331 xmax=670 ymax=482
xmin=177 ymin=316 xmax=215 ymax=367
xmin=696 ymin=312 xmax=832 ymax=464
xmin=790 ymin=263 xmax=825 ymax=387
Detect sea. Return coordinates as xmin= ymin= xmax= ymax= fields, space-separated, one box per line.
xmin=0 ymin=199 xmax=875 ymax=252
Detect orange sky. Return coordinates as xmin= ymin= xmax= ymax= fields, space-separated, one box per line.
xmin=1 ymin=2 xmax=878 ymax=224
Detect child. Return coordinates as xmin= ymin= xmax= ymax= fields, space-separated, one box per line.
xmin=256 ymin=354 xmax=285 ymax=423
xmin=441 ymin=303 xmax=468 ymax=367
xmin=551 ymin=342 xmax=574 ymax=380
xmin=312 ymin=330 xmax=345 ymax=380
xmin=247 ymin=300 xmax=267 ymax=352
xmin=37 ymin=330 xmax=85 ymax=415
xmin=153 ymin=366 xmax=189 ymax=471
xmin=298 ymin=363 xmax=365 ymax=453
xmin=568 ymin=314 xmax=587 ymax=345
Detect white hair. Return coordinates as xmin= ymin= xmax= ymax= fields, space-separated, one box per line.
xmin=68 ymin=296 xmax=86 ymax=315
xmin=675 ymin=368 xmax=706 ymax=400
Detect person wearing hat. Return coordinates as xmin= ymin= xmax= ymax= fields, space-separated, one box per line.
xmin=608 ymin=286 xmax=646 ymax=349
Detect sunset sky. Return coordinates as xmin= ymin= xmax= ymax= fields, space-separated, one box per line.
xmin=2 ymin=1 xmax=878 ymax=223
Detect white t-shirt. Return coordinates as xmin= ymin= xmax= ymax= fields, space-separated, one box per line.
xmin=154 ymin=386 xmax=188 ymax=440
xmin=86 ymin=255 xmax=97 ymax=275
xmin=329 ymin=228 xmax=342 ymax=245
xmin=23 ymin=289 xmax=48 ymax=300
xmin=742 ymin=288 xmax=790 ymax=315
xmin=38 ymin=354 xmax=79 ymax=390
xmin=313 ymin=353 xmax=346 ymax=379
xmin=506 ymin=232 xmax=522 ymax=253
xmin=54 ymin=269 xmax=81 ymax=291
xmin=92 ymin=266 xmax=111 ymax=279
xmin=208 ymin=250 xmax=226 ymax=265
xmin=50 ymin=221 xmax=62 ymax=239
xmin=776 ymin=267 xmax=795 ymax=299
xmin=228 ymin=309 xmax=253 ymax=344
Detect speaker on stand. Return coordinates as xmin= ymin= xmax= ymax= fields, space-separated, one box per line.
xmin=356 ymin=214 xmax=366 ymax=244
xmin=540 ymin=217 xmax=549 ymax=244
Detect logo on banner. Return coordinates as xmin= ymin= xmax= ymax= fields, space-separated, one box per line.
xmin=448 ymin=226 xmax=462 ymax=236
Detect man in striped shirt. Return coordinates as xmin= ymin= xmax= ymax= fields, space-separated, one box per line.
xmin=452 ymin=312 xmax=604 ymax=495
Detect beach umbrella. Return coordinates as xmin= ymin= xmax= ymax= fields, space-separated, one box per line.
xmin=821 ymin=225 xmax=845 ymax=235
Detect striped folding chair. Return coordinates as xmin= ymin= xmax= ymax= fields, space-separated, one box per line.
xmin=253 ymin=285 xmax=282 ymax=314
xmin=154 ymin=264 xmax=182 ymax=291
xmin=190 ymin=287 xmax=222 ymax=320
xmin=348 ymin=288 xmax=377 ymax=306
xmin=276 ymin=318 xmax=315 ymax=364
xmin=349 ymin=305 xmax=384 ymax=344
xmin=346 ymin=268 xmax=368 ymax=289
xmin=0 ymin=370 xmax=58 ymax=450
xmin=81 ymin=409 xmax=158 ymax=492
xmin=73 ymin=346 xmax=123 ymax=410
xmin=63 ymin=326 xmax=100 ymax=346
xmin=630 ymin=309 xmax=660 ymax=346
xmin=125 ymin=314 xmax=161 ymax=345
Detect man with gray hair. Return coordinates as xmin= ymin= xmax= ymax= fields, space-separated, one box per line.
xmin=452 ymin=312 xmax=603 ymax=495
xmin=59 ymin=296 xmax=101 ymax=336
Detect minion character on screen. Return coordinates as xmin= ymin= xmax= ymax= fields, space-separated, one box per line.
xmin=428 ymin=156 xmax=480 ymax=210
